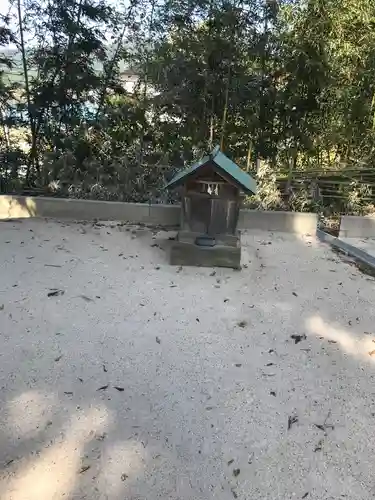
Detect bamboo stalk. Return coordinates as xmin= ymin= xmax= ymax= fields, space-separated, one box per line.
xmin=220 ymin=65 xmax=231 ymax=151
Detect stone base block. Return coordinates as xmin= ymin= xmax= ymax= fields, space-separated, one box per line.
xmin=170 ymin=240 xmax=241 ymax=269
xmin=178 ymin=230 xmax=240 ymax=247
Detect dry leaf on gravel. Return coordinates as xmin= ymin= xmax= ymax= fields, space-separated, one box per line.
xmin=47 ymin=289 xmax=64 ymax=297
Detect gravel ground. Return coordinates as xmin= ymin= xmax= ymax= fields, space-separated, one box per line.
xmin=1 ymin=218 xmax=375 ymax=500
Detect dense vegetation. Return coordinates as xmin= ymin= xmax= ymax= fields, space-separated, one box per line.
xmin=1 ymin=0 xmax=375 ymax=213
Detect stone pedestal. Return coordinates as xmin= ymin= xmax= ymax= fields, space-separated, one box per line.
xmin=170 ymin=231 xmax=241 ymax=269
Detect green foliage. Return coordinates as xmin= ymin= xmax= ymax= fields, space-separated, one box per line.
xmin=1 ymin=0 xmax=375 ymax=213
xmin=250 ymin=160 xmax=283 ymax=211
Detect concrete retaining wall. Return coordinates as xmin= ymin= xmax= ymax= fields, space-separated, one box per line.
xmin=239 ymin=210 xmax=317 ymax=234
xmin=0 ymin=195 xmax=181 ymax=226
xmin=339 ymin=215 xmax=375 ymax=238
xmin=0 ymin=195 xmax=318 ymax=234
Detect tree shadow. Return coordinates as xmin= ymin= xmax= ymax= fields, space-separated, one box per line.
xmin=0 ymin=220 xmax=375 ymax=499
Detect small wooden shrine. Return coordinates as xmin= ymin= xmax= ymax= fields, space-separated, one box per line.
xmin=165 ymin=146 xmax=257 ymax=269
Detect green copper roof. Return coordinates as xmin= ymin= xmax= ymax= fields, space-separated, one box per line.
xmin=165 ymin=146 xmax=257 ymax=194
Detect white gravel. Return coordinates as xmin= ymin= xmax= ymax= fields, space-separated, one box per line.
xmin=1 ymin=218 xmax=375 ymax=500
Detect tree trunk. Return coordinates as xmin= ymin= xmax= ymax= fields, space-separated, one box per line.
xmin=220 ymin=65 xmax=231 ymax=151
xmin=139 ymin=0 xmax=156 ymax=166
xmin=17 ymin=0 xmax=39 ymax=184
xmin=95 ymin=24 xmax=126 ymax=120
xmin=246 ymin=141 xmax=252 ymax=171
xmin=209 ymin=96 xmax=215 ymax=149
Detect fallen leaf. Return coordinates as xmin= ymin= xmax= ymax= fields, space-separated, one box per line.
xmin=95 ymin=432 xmax=106 ymax=441
xmin=265 ymin=362 xmax=274 ymax=366
xmin=79 ymin=465 xmax=91 ymax=474
xmin=235 ymin=363 xmax=242 ymax=367
xmin=0 ymin=304 xmax=4 ymax=311
xmin=114 ymin=386 xmax=124 ymax=392
xmin=227 ymin=459 xmax=234 ymax=465
xmin=288 ymin=415 xmax=298 ymax=430
xmin=64 ymin=391 xmax=73 ymax=395
xmin=369 ymin=350 xmax=375 ymax=357
xmin=78 ymin=378 xmax=83 ymax=383
xmin=97 ymin=385 xmax=109 ymax=391
xmin=233 ymin=468 xmax=240 ymax=477
xmin=209 ymin=271 xmax=216 ymax=276
xmin=292 ymin=291 xmax=298 ymax=297
xmin=314 ymin=439 xmax=323 ymax=452
xmin=314 ymin=418 xmax=334 ymax=433
xmin=237 ymin=320 xmax=247 ymax=328
xmin=47 ymin=289 xmax=64 ymax=297
xmin=290 ymin=334 xmax=306 ymax=344
xmin=302 ymin=493 xmax=309 ymax=499
xmin=79 ymin=295 xmax=94 ymax=302
xmin=270 ymin=391 xmax=276 ymax=396
xmin=54 ymin=354 xmax=63 ymax=362
xmin=196 ymin=318 xmax=200 ymax=322
xmin=121 ymin=473 xmax=129 ymax=481
xmin=103 ymin=364 xmax=108 ymax=373
xmin=224 ymin=298 xmax=229 ymax=303
xmin=156 ymin=336 xmax=161 ymax=344
xmin=231 ymin=488 xmax=238 ymax=498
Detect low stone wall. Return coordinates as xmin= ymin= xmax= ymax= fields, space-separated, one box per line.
xmin=0 ymin=195 xmax=181 ymax=226
xmin=0 ymin=195 xmax=318 ymax=234
xmin=239 ymin=209 xmax=317 ymax=234
xmin=339 ymin=215 xmax=375 ymax=238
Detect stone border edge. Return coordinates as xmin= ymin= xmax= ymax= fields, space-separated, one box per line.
xmin=316 ymin=228 xmax=375 ymax=272
xmin=0 ymin=195 xmax=317 ymax=234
